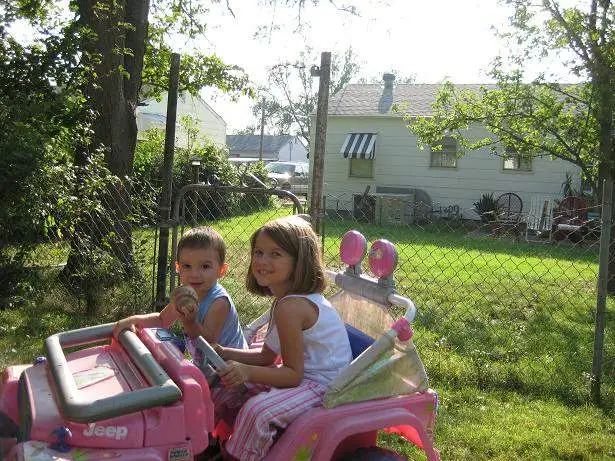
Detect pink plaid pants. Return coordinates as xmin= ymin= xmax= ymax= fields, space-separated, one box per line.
xmin=212 ymin=379 xmax=328 ymax=461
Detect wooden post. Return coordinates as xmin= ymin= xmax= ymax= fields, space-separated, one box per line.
xmin=592 ymin=178 xmax=612 ymax=404
xmin=309 ymin=52 xmax=331 ymax=234
xmin=259 ymin=97 xmax=265 ymax=161
xmin=155 ymin=53 xmax=180 ymax=310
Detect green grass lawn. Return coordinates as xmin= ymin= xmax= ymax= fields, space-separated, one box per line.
xmin=1 ymin=208 xmax=614 ymax=460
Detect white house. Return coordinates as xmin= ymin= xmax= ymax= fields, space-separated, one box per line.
xmin=136 ymin=93 xmax=227 ymax=148
xmin=226 ymin=135 xmax=308 ymax=163
xmin=310 ymin=74 xmax=582 ymax=221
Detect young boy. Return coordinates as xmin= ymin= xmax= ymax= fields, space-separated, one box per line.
xmin=113 ymin=227 xmax=247 ymax=352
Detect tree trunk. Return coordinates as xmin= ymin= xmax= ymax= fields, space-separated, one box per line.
xmin=61 ymin=0 xmax=150 ymax=310
xmin=592 ymin=61 xmax=615 ymax=294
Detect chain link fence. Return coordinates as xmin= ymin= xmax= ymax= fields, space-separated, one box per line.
xmin=170 ymin=185 xmax=612 ymax=406
xmin=17 ymin=178 xmax=161 ymax=319
xmin=14 ymin=177 xmax=611 ymax=406
xmin=321 ymin=192 xmax=612 ymax=406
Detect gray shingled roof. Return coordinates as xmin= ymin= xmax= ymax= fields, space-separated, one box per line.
xmin=328 ymin=83 xmax=496 ymax=116
xmin=226 ymin=135 xmax=295 ymax=153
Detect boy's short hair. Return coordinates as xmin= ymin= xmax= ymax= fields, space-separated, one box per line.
xmin=177 ymin=227 xmax=226 ymax=264
xmin=246 ymin=216 xmax=326 ymax=295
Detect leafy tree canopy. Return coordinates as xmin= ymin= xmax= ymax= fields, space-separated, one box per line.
xmin=410 ymin=77 xmax=599 ymax=184
xmin=408 ymin=0 xmax=614 ymax=193
xmin=0 ymin=0 xmax=363 ymax=306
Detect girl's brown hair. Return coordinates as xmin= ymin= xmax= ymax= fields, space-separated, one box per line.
xmin=246 ymin=216 xmax=326 ymax=296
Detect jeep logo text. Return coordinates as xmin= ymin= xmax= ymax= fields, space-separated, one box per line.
xmin=83 ymin=423 xmax=128 ymax=440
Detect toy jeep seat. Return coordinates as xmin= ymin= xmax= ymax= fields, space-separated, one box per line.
xmin=344 ymin=324 xmax=375 ymax=359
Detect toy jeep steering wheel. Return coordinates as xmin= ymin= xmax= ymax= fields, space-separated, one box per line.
xmin=44 ymin=323 xmax=182 ymax=423
xmin=194 ymin=336 xmax=250 ymax=393
xmin=194 ymin=336 xmax=226 ymax=370
xmin=193 ymin=336 xmax=227 ymax=387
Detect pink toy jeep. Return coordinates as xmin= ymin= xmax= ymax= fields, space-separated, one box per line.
xmin=0 ymin=231 xmax=439 ymax=460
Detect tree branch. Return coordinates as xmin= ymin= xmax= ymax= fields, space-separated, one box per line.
xmin=544 ymin=0 xmax=592 ymax=65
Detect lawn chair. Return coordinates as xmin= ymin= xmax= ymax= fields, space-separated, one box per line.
xmin=525 ymin=195 xmax=555 ymax=242
xmin=492 ymin=192 xmax=523 ymax=239
xmin=551 ymin=196 xmax=590 ymax=243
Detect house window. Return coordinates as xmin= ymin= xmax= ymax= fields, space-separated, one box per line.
xmin=349 ymin=158 xmax=374 ymax=178
xmin=430 ymin=136 xmax=458 ymax=168
xmin=503 ymin=148 xmax=532 ymax=171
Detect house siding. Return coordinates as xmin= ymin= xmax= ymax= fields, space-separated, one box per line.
xmin=311 ymin=115 xmax=581 ymax=219
xmin=136 ymin=93 xmax=227 ymax=148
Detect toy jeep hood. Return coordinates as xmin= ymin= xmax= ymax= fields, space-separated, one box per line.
xmin=17 ymin=345 xmax=148 ymax=449
xmin=1 ymin=325 xmax=213 ymax=454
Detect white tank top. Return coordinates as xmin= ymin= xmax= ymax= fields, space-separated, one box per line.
xmin=264 ymin=293 xmax=353 ymax=386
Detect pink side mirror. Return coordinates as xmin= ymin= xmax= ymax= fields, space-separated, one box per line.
xmin=368 ymin=239 xmax=398 ymax=278
xmin=340 ymin=230 xmax=367 ymax=266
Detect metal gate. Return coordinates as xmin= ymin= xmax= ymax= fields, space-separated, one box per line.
xmin=166 ymin=184 xmax=303 ymax=323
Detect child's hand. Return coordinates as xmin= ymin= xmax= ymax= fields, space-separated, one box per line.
xmin=113 ymin=318 xmax=137 ymax=339
xmin=172 ymin=285 xmax=198 ymax=318
xmin=217 ymin=361 xmax=250 ymax=387
xmin=213 ymin=343 xmax=226 ymax=360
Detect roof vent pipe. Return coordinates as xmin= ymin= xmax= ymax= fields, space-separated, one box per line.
xmin=378 ymin=73 xmax=395 ymax=113
xmin=383 ymin=73 xmax=395 ymax=88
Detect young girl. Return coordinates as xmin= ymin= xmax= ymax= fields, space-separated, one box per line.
xmin=113 ymin=227 xmax=246 ymax=352
xmin=213 ymin=216 xmax=352 ymax=461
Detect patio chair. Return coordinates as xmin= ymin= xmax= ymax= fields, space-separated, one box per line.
xmin=551 ymin=196 xmax=590 ymax=243
xmin=492 ymin=192 xmax=523 ymax=239
xmin=525 ymin=195 xmax=555 ymax=242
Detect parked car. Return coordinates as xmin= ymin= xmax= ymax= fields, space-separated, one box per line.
xmin=265 ymin=161 xmax=309 ymax=195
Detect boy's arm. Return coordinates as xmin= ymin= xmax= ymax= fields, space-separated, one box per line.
xmin=181 ymin=297 xmax=229 ymax=343
xmin=113 ymin=303 xmax=178 ymax=338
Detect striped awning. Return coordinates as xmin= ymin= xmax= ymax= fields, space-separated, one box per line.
xmin=340 ymin=133 xmax=377 ymax=159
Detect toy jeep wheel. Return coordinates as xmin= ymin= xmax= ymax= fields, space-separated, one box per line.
xmin=338 ymin=447 xmax=407 ymax=460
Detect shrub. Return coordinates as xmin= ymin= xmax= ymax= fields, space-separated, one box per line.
xmin=473 ymin=193 xmax=497 ymax=223
xmin=133 ymin=128 xmax=273 ymax=220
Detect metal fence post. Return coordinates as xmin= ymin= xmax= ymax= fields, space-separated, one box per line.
xmin=321 ymin=195 xmax=327 ymax=255
xmin=309 ymin=51 xmax=331 ymax=235
xmin=592 ymin=178 xmax=612 ymax=405
xmin=155 ymin=53 xmax=180 ymax=310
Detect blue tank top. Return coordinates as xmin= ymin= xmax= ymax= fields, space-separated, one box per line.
xmin=185 ymin=283 xmax=247 ymax=361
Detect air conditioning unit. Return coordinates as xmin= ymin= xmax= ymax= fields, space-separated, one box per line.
xmin=374 ymin=193 xmax=415 ymax=226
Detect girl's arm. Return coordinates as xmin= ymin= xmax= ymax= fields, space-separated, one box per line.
xmin=113 ymin=303 xmax=179 ymax=338
xmin=218 ymin=343 xmax=278 ymax=366
xmin=218 ymin=297 xmax=312 ymax=388
xmin=181 ymin=297 xmax=229 ymax=344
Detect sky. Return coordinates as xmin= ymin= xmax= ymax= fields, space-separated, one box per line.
xmin=180 ymin=0 xmax=568 ymax=133
xmin=8 ymin=0 xmax=579 ymax=134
